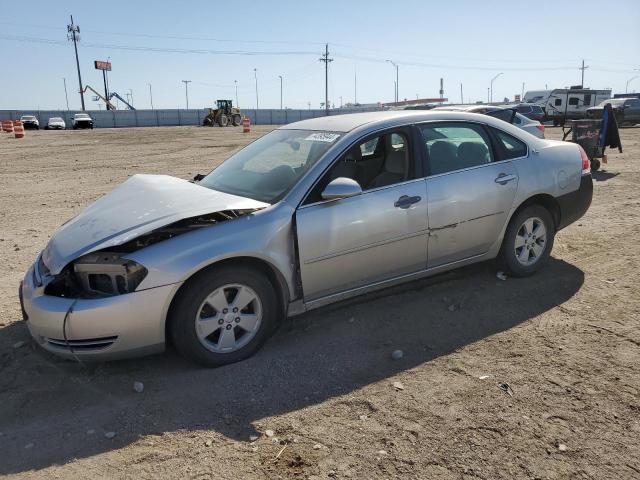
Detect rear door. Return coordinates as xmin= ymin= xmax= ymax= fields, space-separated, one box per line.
xmin=419 ymin=122 xmax=520 ymax=268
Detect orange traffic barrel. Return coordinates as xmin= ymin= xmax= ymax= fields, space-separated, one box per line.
xmin=2 ymin=120 xmax=14 ymax=133
xmin=242 ymin=116 xmax=251 ymax=133
xmin=14 ymin=124 xmax=25 ymax=139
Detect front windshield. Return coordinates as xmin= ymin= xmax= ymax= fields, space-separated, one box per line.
xmin=199 ymin=129 xmax=341 ymax=203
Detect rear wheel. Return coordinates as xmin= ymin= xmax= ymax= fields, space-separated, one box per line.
xmin=217 ymin=114 xmax=229 ymax=127
xmin=590 ymin=158 xmax=601 ymax=172
xmin=232 ymin=114 xmax=242 ymax=126
xmin=170 ymin=265 xmax=278 ymax=367
xmin=500 ymin=205 xmax=555 ymax=277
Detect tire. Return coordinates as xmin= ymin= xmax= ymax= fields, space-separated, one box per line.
xmin=590 ymin=158 xmax=601 ymax=172
xmin=232 ymin=114 xmax=242 ymax=126
xmin=169 ymin=265 xmax=279 ymax=367
xmin=500 ymin=205 xmax=555 ymax=277
xmin=217 ymin=114 xmax=229 ymax=127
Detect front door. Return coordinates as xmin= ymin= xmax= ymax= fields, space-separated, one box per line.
xmin=417 ymin=122 xmax=519 ymax=268
xmin=296 ymin=129 xmax=429 ymax=301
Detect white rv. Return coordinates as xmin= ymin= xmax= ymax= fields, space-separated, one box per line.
xmin=524 ymin=87 xmax=611 ymax=124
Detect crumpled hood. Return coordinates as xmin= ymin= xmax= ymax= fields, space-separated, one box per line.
xmin=42 ymin=174 xmax=269 ymax=274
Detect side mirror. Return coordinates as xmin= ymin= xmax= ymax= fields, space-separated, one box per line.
xmin=192 ymin=173 xmax=206 ymax=182
xmin=321 ymin=177 xmax=362 ymax=201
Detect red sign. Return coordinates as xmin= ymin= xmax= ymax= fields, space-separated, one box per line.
xmin=94 ymin=60 xmax=112 ymax=71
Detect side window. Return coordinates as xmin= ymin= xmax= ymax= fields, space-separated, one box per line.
xmin=492 ymin=128 xmax=528 ymax=159
xmin=420 ymin=123 xmax=493 ymax=176
xmin=554 ymin=98 xmax=562 ymax=106
xmin=569 ymin=97 xmax=579 ymax=106
xmin=304 ymin=130 xmax=413 ymax=204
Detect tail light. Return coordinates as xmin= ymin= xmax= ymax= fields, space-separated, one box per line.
xmin=578 ymin=145 xmax=591 ymax=174
xmin=536 ymin=124 xmax=545 ymax=135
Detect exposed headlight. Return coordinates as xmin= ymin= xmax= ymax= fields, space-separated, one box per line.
xmin=73 ymin=252 xmax=148 ymax=296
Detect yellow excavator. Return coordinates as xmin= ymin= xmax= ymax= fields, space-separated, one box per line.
xmin=203 ymin=100 xmax=242 ymax=127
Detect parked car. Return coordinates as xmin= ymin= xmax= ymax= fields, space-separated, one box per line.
xmin=72 ymin=113 xmax=94 ymax=129
xmin=45 ymin=117 xmax=66 ymax=130
xmin=434 ymin=105 xmax=545 ymax=138
xmin=20 ymin=115 xmax=40 ymax=130
xmin=586 ymin=98 xmax=640 ymax=126
xmin=513 ymin=103 xmax=546 ymax=122
xmin=20 ymin=111 xmax=592 ymax=366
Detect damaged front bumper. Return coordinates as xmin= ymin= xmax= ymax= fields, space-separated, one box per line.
xmin=20 ymin=262 xmax=181 ymax=361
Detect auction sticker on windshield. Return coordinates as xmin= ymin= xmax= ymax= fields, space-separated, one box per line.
xmin=305 ymin=132 xmax=340 ymax=143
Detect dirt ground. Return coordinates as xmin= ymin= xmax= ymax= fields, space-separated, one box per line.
xmin=0 ymin=124 xmax=639 ymax=480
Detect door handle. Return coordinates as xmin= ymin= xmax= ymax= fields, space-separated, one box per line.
xmin=494 ymin=173 xmax=517 ymax=185
xmin=394 ymin=195 xmax=421 ymax=209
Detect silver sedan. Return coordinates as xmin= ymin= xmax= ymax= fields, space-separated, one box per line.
xmin=20 ymin=111 xmax=593 ymax=366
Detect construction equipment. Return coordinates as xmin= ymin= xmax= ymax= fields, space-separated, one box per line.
xmin=108 ymin=92 xmax=135 ymax=110
xmin=82 ymin=85 xmax=116 ymax=110
xmin=203 ymin=100 xmax=242 ymax=127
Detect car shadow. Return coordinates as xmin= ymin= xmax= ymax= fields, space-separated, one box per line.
xmin=0 ymin=257 xmax=584 ymax=475
xmin=592 ymin=170 xmax=619 ymax=182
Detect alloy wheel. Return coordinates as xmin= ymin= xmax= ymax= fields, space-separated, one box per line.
xmin=195 ymin=283 xmax=263 ymax=353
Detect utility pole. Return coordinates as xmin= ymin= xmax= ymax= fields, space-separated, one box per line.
xmin=279 ymin=75 xmax=283 ymax=109
xmin=234 ymin=80 xmax=239 ymax=107
xmin=521 ymin=82 xmax=525 ymax=100
xmin=339 ymin=96 xmax=343 ymax=108
xmin=128 ymin=89 xmax=134 ymax=108
xmin=386 ymin=59 xmax=399 ymax=102
xmin=319 ymin=44 xmax=333 ymax=115
xmin=67 ymin=15 xmax=85 ymax=110
xmin=579 ymin=59 xmax=589 ymax=87
xmin=63 ymin=78 xmax=70 ymax=111
xmin=307 ymin=101 xmax=311 ymax=110
xmin=487 ymin=87 xmax=490 ymax=103
xmin=254 ymin=68 xmax=259 ymax=110
xmin=460 ymin=83 xmax=463 ymax=104
xmin=181 ymin=80 xmax=191 ymax=109
xmin=148 ymin=83 xmax=154 ymax=110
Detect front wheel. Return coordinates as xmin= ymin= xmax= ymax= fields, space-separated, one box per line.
xmin=232 ymin=114 xmax=242 ymax=126
xmin=500 ymin=205 xmax=555 ymax=277
xmin=217 ymin=114 xmax=229 ymax=127
xmin=169 ymin=265 xmax=279 ymax=367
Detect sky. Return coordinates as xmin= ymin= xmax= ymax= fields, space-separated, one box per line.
xmin=0 ymin=0 xmax=639 ymax=111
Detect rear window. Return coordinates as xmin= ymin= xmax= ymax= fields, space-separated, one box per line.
xmin=492 ymin=128 xmax=528 ymax=159
xmin=532 ymin=106 xmax=544 ymax=113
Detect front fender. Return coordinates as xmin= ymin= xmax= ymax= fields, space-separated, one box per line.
xmin=127 ymin=203 xmax=297 ymax=299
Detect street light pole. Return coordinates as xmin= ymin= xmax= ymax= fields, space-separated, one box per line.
xmin=254 ymin=68 xmax=259 ymax=110
xmin=386 ymin=60 xmax=399 ymax=102
xmin=490 ymin=72 xmax=503 ymax=103
xmin=63 ymin=77 xmax=69 ymax=111
xmin=181 ymin=80 xmax=191 ymax=109
xmin=234 ymin=80 xmax=239 ymax=107
xmin=279 ymin=75 xmax=283 ymax=110
xmin=147 ymin=83 xmax=154 ymax=110
xmin=626 ymin=76 xmax=639 ymax=93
